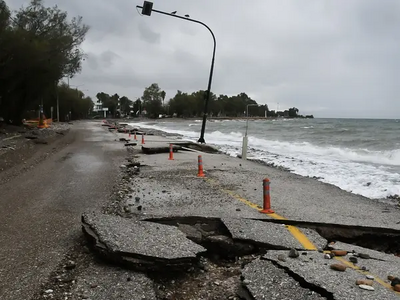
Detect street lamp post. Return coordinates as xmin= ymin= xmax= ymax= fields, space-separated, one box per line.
xmin=242 ymin=104 xmax=258 ymax=160
xmin=137 ymin=1 xmax=216 ymax=144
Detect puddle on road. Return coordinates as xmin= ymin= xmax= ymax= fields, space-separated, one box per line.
xmin=70 ymin=153 xmax=104 ymax=173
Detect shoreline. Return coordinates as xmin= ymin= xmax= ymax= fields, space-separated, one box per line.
xmin=121 ymin=116 xmax=312 ymax=123
xmin=123 ymin=120 xmax=400 ymax=207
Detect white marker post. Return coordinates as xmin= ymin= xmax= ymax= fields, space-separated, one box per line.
xmin=242 ymin=104 xmax=257 ymax=160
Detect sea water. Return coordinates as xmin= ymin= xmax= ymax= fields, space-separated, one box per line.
xmin=128 ymin=118 xmax=400 ymax=201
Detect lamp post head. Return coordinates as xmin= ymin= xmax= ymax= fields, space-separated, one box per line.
xmin=141 ymin=1 xmax=153 ymax=16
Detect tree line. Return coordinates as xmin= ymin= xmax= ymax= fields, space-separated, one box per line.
xmin=137 ymin=83 xmax=269 ymax=118
xmin=96 ymin=83 xmax=307 ymax=119
xmin=0 ymin=0 xmax=91 ymax=123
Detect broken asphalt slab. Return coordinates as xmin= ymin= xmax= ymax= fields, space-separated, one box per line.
xmin=141 ymin=143 xmax=182 ymax=154
xmin=82 ymin=212 xmax=206 ymax=271
xmin=261 ymin=250 xmax=400 ymax=299
xmin=222 ymin=217 xmax=327 ymax=250
xmin=242 ymin=258 xmax=325 ymax=300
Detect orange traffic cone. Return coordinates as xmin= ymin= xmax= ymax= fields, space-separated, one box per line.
xmin=260 ymin=178 xmax=274 ymax=214
xmin=134 ymin=132 xmax=137 ymax=140
xmin=168 ymin=143 xmax=174 ymax=160
xmin=141 ymin=134 xmax=145 ymax=144
xmin=197 ymin=155 xmax=205 ymax=177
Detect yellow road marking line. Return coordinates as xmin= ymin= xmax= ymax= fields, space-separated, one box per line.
xmin=285 ymin=225 xmax=317 ymax=251
xmin=207 ymin=178 xmax=317 ymax=250
xmin=207 ymin=177 xmax=399 ymax=296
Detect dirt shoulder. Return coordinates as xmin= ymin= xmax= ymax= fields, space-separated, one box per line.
xmin=0 ymin=122 xmax=72 ymax=185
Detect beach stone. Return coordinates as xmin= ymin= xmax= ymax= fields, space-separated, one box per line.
xmin=242 ymin=279 xmax=251 ymax=285
xmin=349 ymin=256 xmax=358 ymax=264
xmin=288 ymin=248 xmax=299 ymax=258
xmin=358 ymin=284 xmax=374 ymax=291
xmin=390 ymin=277 xmax=400 ymax=287
xmin=358 ymin=253 xmax=371 ymax=259
xmin=366 ymin=275 xmax=374 ymax=280
xmin=356 ymin=279 xmax=373 ymax=286
xmin=330 ymin=264 xmax=347 ymax=272
xmin=65 ymin=260 xmax=76 ymax=270
xmin=331 ymin=250 xmax=347 ymax=256
xmin=394 ymin=284 xmax=400 ymax=292
xmin=277 ymin=254 xmax=286 ymax=262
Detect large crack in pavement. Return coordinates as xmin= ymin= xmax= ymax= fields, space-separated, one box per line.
xmin=259 ymin=257 xmax=334 ymax=300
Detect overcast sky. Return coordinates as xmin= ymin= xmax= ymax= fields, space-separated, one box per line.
xmin=9 ymin=0 xmax=400 ymax=118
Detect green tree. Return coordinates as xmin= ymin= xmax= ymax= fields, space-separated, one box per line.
xmin=168 ymin=90 xmax=190 ymax=117
xmin=160 ymin=90 xmax=166 ymax=107
xmin=133 ymin=98 xmax=141 ymax=115
xmin=288 ymin=107 xmax=299 ymax=118
xmin=96 ymin=92 xmax=119 ymax=117
xmin=0 ymin=0 xmax=89 ymax=123
xmin=141 ymin=83 xmax=163 ymax=118
xmin=36 ymin=83 xmax=93 ymax=121
xmin=119 ymin=96 xmax=132 ymax=116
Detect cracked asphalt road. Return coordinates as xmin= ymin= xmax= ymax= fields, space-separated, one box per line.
xmin=0 ymin=121 xmax=125 ymax=300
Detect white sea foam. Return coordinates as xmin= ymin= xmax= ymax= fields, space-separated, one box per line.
xmin=128 ymin=121 xmax=400 ymax=200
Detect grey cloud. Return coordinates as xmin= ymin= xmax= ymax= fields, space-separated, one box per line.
xmin=7 ymin=0 xmax=400 ymax=118
xmin=138 ymin=21 xmax=160 ymax=44
xmin=100 ymin=51 xmax=120 ymax=68
xmin=85 ymin=53 xmax=99 ymax=70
